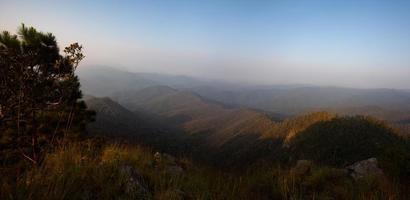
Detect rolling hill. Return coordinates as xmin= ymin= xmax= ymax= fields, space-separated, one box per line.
xmin=287 ymin=116 xmax=410 ymax=182
xmin=113 ymin=86 xmax=281 ymax=147
xmin=85 ymin=92 xmax=410 ymax=172
xmin=78 ymin=66 xmax=410 ymax=126
xmin=80 ymin=66 xmax=410 ymax=169
xmin=84 ymin=95 xmax=190 ymax=153
xmin=190 ymin=86 xmax=410 ymax=119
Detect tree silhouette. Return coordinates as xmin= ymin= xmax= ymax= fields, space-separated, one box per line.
xmin=0 ymin=24 xmax=94 ymax=165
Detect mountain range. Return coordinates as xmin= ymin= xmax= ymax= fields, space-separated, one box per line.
xmin=79 ymin=66 xmax=410 ymax=168
xmin=78 ymin=66 xmax=410 ymax=123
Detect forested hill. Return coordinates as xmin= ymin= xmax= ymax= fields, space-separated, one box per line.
xmin=84 ymin=93 xmax=410 ymax=173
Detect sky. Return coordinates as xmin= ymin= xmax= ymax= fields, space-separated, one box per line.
xmin=1 ymin=0 xmax=410 ymax=89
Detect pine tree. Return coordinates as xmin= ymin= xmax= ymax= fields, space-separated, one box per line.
xmin=0 ymin=24 xmax=94 ymax=165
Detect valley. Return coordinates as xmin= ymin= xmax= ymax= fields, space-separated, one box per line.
xmin=79 ymin=67 xmax=410 ymax=172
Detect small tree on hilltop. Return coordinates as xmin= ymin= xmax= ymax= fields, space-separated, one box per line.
xmin=0 ymin=24 xmax=94 ymax=165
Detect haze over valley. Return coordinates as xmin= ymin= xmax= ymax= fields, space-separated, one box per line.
xmin=1 ymin=1 xmax=410 ymax=199
xmin=78 ymin=65 xmax=410 ymax=124
xmin=79 ymin=65 xmax=410 ymax=168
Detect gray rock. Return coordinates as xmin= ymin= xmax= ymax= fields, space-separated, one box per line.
xmin=153 ymin=152 xmax=184 ymax=175
xmin=163 ymin=153 xmax=176 ymax=164
xmin=154 ymin=152 xmax=162 ymax=162
xmin=346 ymin=158 xmax=384 ymax=180
xmin=291 ymin=160 xmax=312 ymax=176
xmin=166 ymin=165 xmax=184 ymax=176
xmin=119 ymin=165 xmax=151 ymax=199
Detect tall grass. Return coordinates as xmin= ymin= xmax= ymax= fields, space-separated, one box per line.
xmin=1 ymin=140 xmax=406 ymax=199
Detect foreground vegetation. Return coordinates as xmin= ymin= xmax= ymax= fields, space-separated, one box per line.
xmin=1 ymin=139 xmax=407 ymax=200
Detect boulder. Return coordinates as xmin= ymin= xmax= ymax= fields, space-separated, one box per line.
xmin=163 ymin=153 xmax=176 ymax=164
xmin=152 ymin=152 xmax=184 ymax=175
xmin=291 ymin=160 xmax=312 ymax=176
xmin=154 ymin=152 xmax=162 ymax=163
xmin=119 ymin=165 xmax=151 ymax=198
xmin=166 ymin=165 xmax=184 ymax=176
xmin=346 ymin=158 xmax=384 ymax=180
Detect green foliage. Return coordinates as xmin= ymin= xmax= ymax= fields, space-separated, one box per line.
xmin=0 ymin=24 xmax=94 ymax=165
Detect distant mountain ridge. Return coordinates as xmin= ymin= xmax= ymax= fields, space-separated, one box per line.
xmin=190 ymin=86 xmax=410 ymax=118
xmin=79 ymin=66 xmax=410 ymax=143
xmin=77 ymin=66 xmax=207 ymax=97
xmin=78 ymin=66 xmax=410 ymax=123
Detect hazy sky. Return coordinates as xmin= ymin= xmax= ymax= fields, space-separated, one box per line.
xmin=1 ymin=0 xmax=410 ymax=88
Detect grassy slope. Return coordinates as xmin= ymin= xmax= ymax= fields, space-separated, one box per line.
xmin=1 ymin=140 xmax=406 ymax=200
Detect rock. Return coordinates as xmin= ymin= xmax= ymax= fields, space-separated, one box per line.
xmin=291 ymin=160 xmax=312 ymax=176
xmin=152 ymin=152 xmax=184 ymax=175
xmin=346 ymin=158 xmax=384 ymax=180
xmin=166 ymin=165 xmax=184 ymax=176
xmin=154 ymin=152 xmax=161 ymax=162
xmin=119 ymin=165 xmax=150 ymax=198
xmin=163 ymin=153 xmax=176 ymax=164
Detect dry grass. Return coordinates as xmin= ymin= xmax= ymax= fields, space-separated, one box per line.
xmin=1 ymin=139 xmax=406 ymax=200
